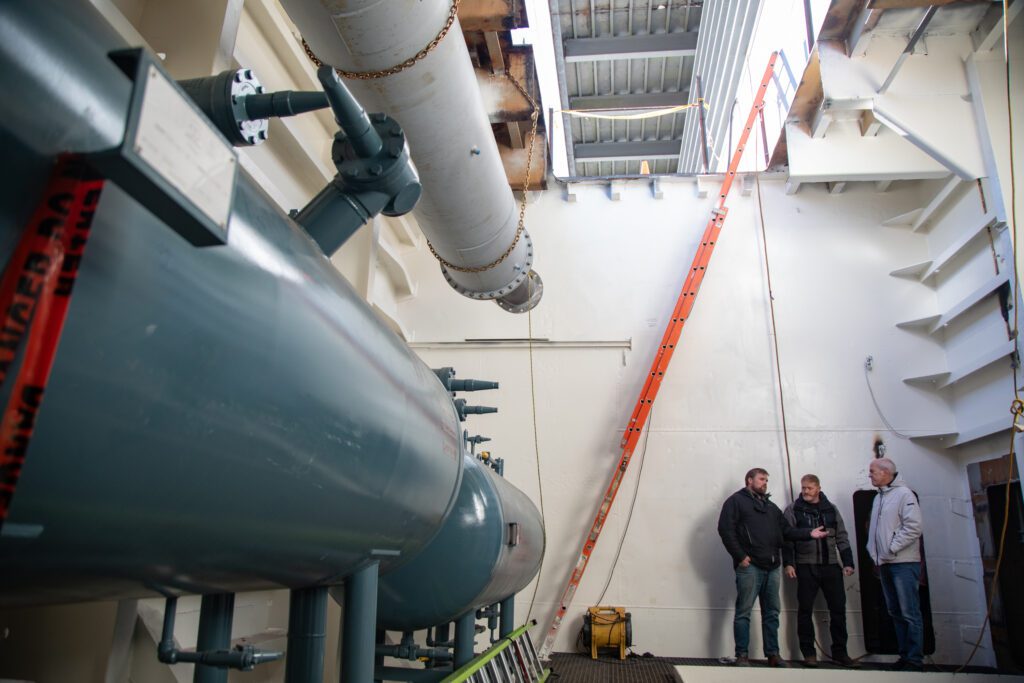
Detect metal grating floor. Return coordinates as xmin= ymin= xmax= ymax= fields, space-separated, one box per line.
xmin=547 ymin=653 xmax=705 ymax=682
xmin=547 ymin=653 xmax=1005 ymax=682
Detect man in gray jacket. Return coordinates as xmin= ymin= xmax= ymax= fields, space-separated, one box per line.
xmin=867 ymin=457 xmax=924 ymax=672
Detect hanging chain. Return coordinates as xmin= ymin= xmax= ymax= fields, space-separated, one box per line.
xmin=425 ymin=70 xmax=540 ymax=274
xmin=301 ymin=0 xmax=460 ymax=80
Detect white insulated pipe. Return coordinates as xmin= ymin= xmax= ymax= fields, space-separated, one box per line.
xmin=280 ymin=0 xmax=543 ymax=313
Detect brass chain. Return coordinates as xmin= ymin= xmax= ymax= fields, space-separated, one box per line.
xmin=301 ymin=0 xmax=460 ymax=80
xmin=425 ymin=71 xmax=540 ymax=274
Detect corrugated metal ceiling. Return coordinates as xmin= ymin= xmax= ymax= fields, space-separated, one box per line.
xmin=554 ymin=0 xmax=704 ymax=177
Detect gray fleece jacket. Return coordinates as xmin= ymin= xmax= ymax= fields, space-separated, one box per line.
xmin=867 ymin=476 xmax=923 ymax=565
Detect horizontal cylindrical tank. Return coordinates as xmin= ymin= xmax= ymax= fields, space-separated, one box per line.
xmin=0 ymin=0 xmax=466 ymax=605
xmin=374 ymin=454 xmax=545 ymax=631
xmin=280 ymin=0 xmax=543 ymax=313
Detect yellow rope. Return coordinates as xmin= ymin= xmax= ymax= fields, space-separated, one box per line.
xmin=557 ymin=99 xmax=708 ymax=121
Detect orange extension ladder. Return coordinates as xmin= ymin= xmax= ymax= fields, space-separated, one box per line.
xmin=537 ymin=53 xmax=779 ymax=660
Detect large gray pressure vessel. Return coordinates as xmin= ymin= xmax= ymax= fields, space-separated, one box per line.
xmin=0 ymin=0 xmax=542 ymax=620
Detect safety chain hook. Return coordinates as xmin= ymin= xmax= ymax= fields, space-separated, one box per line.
xmin=301 ymin=0 xmax=461 ymax=80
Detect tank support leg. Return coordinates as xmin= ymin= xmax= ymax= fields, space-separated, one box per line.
xmin=453 ymin=611 xmax=476 ymax=668
xmin=286 ymin=586 xmax=328 ymax=683
xmin=341 ymin=561 xmax=379 ymax=682
xmin=194 ymin=593 xmax=235 ymax=683
xmin=499 ymin=595 xmax=515 ymax=639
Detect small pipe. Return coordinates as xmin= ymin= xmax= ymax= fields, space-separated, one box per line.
xmin=430 ymin=623 xmax=451 ymax=647
xmin=317 ymin=66 xmax=382 ymax=158
xmin=292 ymin=183 xmax=373 ymax=256
xmin=158 ymin=597 xmax=178 ymax=663
xmin=449 ymin=379 xmax=499 ymax=392
xmin=243 ymin=91 xmax=328 ymax=120
xmin=285 ymin=586 xmax=328 ymax=683
xmin=341 ymin=561 xmax=380 ymax=682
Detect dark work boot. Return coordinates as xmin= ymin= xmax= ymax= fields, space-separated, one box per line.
xmin=832 ymin=653 xmax=861 ymax=668
xmin=803 ymin=653 xmax=818 ymax=668
xmin=766 ymin=655 xmax=789 ymax=668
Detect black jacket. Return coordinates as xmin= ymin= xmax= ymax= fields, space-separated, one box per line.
xmin=782 ymin=492 xmax=855 ymax=568
xmin=718 ymin=488 xmax=812 ymax=569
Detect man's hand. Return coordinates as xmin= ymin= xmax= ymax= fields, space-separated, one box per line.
xmin=843 ymin=567 xmax=854 ymax=577
xmin=809 ymin=526 xmax=828 ymax=539
xmin=739 ymin=556 xmax=751 ymax=567
xmin=785 ymin=566 xmax=796 ymax=579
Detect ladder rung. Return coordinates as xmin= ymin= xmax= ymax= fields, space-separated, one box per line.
xmin=523 ymin=633 xmax=542 ymax=671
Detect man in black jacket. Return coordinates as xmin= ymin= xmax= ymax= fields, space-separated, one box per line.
xmin=718 ymin=468 xmax=826 ymax=667
xmin=783 ymin=474 xmax=858 ymax=668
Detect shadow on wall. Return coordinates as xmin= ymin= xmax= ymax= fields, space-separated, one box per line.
xmin=686 ymin=503 xmax=732 ymax=658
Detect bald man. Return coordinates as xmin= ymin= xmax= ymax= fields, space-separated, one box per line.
xmin=867 ymin=457 xmax=924 ymax=672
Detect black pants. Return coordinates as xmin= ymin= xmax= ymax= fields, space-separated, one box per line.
xmin=796 ymin=563 xmax=848 ymax=657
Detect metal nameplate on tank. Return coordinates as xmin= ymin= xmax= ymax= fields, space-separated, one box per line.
xmin=90 ymin=48 xmax=236 ymax=247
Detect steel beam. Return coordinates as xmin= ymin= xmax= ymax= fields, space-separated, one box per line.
xmin=869 ymin=0 xmax=963 ymax=7
xmin=568 ymin=90 xmax=691 ymax=111
xmin=574 ymin=140 xmax=682 ymax=162
xmin=549 ymin=0 xmax=576 ymax=175
xmin=973 ymin=0 xmax=1023 ymax=52
xmin=872 ymin=105 xmax=975 ymax=180
xmin=564 ymin=32 xmax=699 ymax=62
xmin=878 ymin=6 xmax=938 ymax=94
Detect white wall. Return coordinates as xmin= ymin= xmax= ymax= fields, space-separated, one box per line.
xmin=396 ymin=174 xmax=994 ymax=665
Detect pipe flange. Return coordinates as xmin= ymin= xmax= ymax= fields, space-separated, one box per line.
xmin=440 ymin=231 xmax=534 ymax=300
xmin=495 ymin=270 xmax=543 ymax=314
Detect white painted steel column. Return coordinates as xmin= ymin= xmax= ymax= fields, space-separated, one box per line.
xmin=279 ymin=0 xmax=543 ymax=312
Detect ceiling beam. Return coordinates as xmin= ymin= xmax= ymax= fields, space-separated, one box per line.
xmin=868 ymin=0 xmax=969 ymax=8
xmin=574 ymin=140 xmax=682 ymax=162
xmin=564 ymin=32 xmax=699 ymax=62
xmin=568 ymin=90 xmax=691 ymax=111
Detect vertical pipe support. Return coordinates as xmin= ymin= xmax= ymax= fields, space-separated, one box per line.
xmin=341 ymin=561 xmax=380 ymax=683
xmin=499 ymin=595 xmax=515 ymax=639
xmin=286 ymin=586 xmax=329 ymax=683
xmin=453 ymin=611 xmax=476 ymax=669
xmin=194 ymin=593 xmax=235 ymax=683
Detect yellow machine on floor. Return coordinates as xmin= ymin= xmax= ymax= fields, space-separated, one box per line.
xmin=582 ymin=606 xmax=632 ymax=660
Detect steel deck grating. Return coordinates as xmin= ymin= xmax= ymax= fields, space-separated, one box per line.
xmin=547 ymin=653 xmax=1004 ymax=681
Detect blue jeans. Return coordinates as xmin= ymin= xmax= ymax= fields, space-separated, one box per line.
xmin=734 ymin=564 xmax=781 ymax=657
xmin=879 ymin=562 xmax=924 ymax=665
